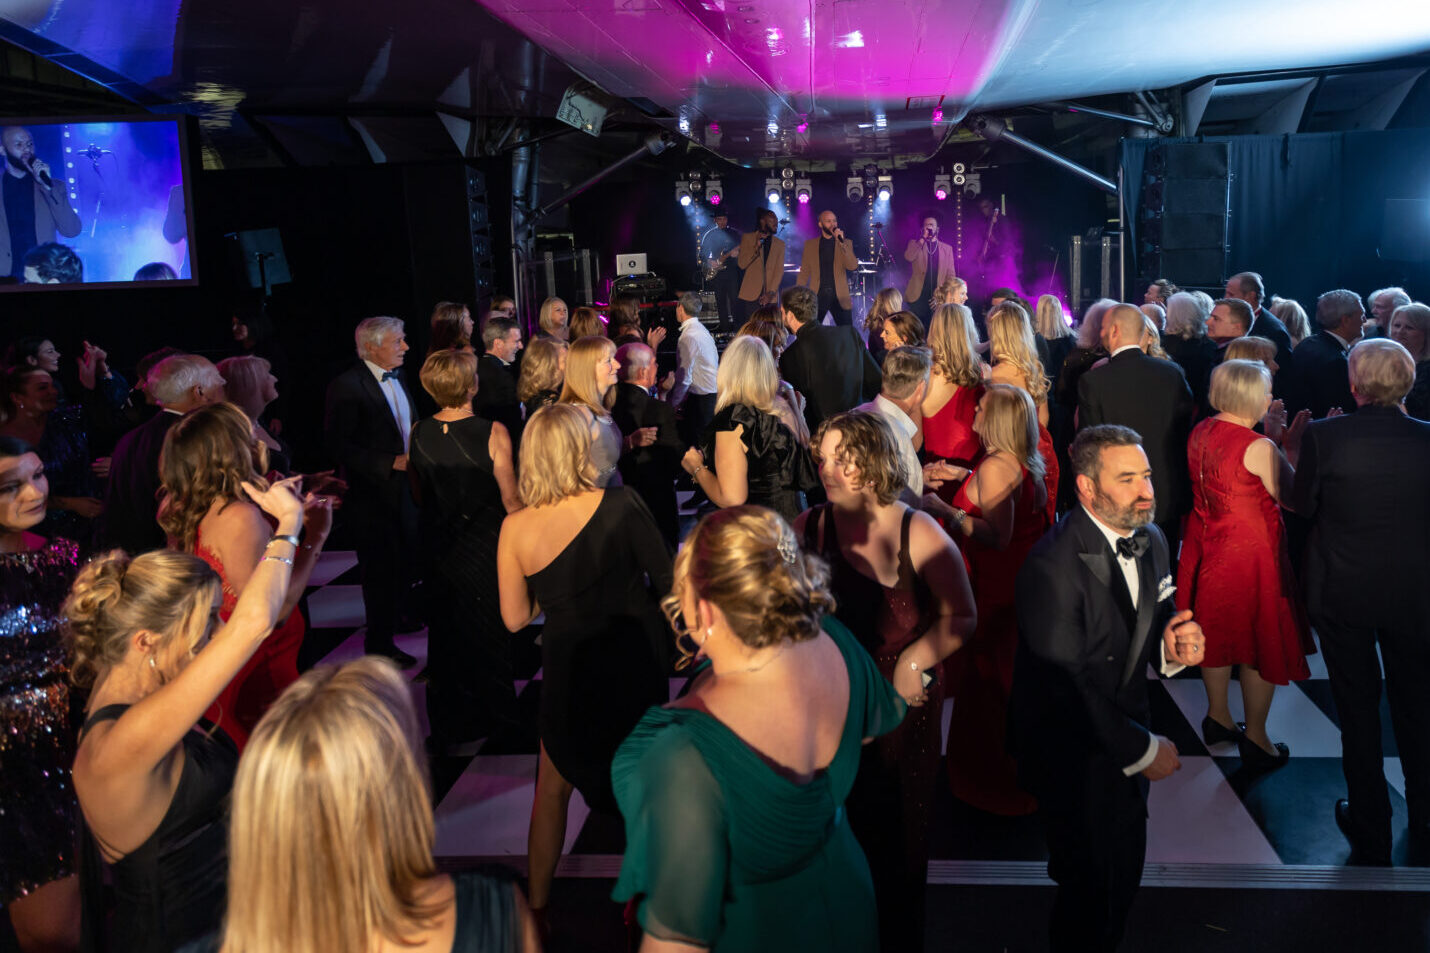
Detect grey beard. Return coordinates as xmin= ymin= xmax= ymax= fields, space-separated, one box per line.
xmin=1091 ymin=488 xmax=1155 ymax=531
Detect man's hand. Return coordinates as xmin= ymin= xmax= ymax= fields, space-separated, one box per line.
xmin=1142 ymin=736 xmax=1181 ymax=781
xmin=392 ymin=454 xmax=409 ymax=472
xmin=90 ymin=457 xmax=111 ymax=480
xmin=658 ymin=371 xmax=675 ymax=394
xmin=1162 ymin=609 xmax=1205 ymax=667
xmin=625 ymin=427 xmax=658 ymax=450
xmin=29 ymin=158 xmax=52 ymax=190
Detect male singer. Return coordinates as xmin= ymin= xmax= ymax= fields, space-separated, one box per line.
xmin=0 ymin=126 xmax=80 ymax=280
xmin=736 ymin=208 xmax=786 ymax=323
xmin=903 ymin=212 xmax=955 ymax=321
xmin=796 ymin=209 xmax=859 ymax=326
xmin=700 ymin=211 xmax=742 ymax=330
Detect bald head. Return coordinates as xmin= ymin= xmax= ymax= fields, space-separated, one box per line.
xmin=1100 ymin=304 xmax=1147 ymax=352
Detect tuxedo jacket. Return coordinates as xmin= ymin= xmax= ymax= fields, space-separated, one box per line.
xmin=1008 ymin=507 xmax=1177 ymax=794
xmin=324 ymin=362 xmax=418 ymax=513
xmin=796 ymin=236 xmax=858 ymax=307
xmin=1077 ymin=349 xmax=1194 ymax=524
xmin=736 ymin=232 xmax=786 ymax=302
xmin=1292 ymin=406 xmax=1430 ymax=629
xmin=611 ymin=381 xmax=682 ymax=543
xmin=475 ymin=353 xmax=523 ymax=447
xmin=902 ymin=238 xmax=955 ymax=303
xmin=1287 ymin=330 xmax=1354 ymax=420
xmin=0 ymin=175 xmax=82 ymax=275
xmin=99 ymin=409 xmax=180 ymax=554
xmin=778 ymin=320 xmax=882 ymax=434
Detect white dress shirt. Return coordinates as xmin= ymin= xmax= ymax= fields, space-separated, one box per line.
xmin=364 ymin=359 xmax=412 ymax=453
xmin=671 ymin=317 xmax=719 ymax=406
xmin=856 ymin=393 xmax=922 ymax=495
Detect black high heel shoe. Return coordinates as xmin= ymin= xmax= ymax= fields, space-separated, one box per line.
xmin=1238 ymin=734 xmax=1291 ymax=770
xmin=1201 ymin=716 xmax=1245 ymax=746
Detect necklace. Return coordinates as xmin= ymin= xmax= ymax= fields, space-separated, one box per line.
xmin=725 ymin=641 xmax=788 ymax=676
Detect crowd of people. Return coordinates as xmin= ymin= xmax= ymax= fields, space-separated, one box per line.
xmin=0 ymin=268 xmax=1426 ymax=953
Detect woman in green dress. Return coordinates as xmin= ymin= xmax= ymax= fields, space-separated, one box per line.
xmin=612 ymin=505 xmax=906 ymax=952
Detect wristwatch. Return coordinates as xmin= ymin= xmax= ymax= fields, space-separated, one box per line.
xmin=949 ymin=507 xmax=969 ymax=531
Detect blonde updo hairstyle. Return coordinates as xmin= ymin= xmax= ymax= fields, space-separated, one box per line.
xmin=812 ymin=410 xmax=907 ymax=506
xmin=64 ymin=550 xmax=222 ymax=688
xmin=664 ymin=506 xmax=835 ymax=652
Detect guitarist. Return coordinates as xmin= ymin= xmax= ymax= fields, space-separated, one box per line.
xmin=736 ymin=208 xmax=786 ymax=324
xmin=796 ymin=209 xmax=859 ymax=327
xmin=903 ymin=212 xmax=956 ymax=321
xmin=699 ymin=211 xmax=742 ymax=330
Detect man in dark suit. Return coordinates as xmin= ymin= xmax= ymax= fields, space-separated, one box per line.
xmin=1078 ymin=303 xmax=1195 ymax=558
xmin=611 ymin=341 xmax=681 ymax=545
xmin=324 ymin=316 xmax=420 ymax=667
xmin=1292 ymin=339 xmax=1430 ymax=866
xmin=778 ymin=284 xmax=881 ymax=435
xmin=100 ymin=353 xmax=225 ymax=554
xmin=1009 ymin=425 xmax=1206 ymax=953
xmin=1287 ymin=289 xmax=1363 ymax=420
xmin=1226 ymin=271 xmax=1294 ymax=395
xmin=475 ymin=315 xmax=524 ymax=450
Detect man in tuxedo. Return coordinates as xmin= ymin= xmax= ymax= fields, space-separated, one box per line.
xmin=1009 ymin=425 xmax=1206 ymax=952
xmin=475 ymin=315 xmax=524 ymax=450
xmin=1226 ymin=271 xmax=1294 ymax=394
xmin=778 ymin=285 xmax=882 ymax=434
xmin=612 ymin=342 xmax=682 ymax=545
xmin=1077 ymin=304 xmax=1195 ymax=559
xmin=1292 ymin=339 xmax=1430 ymax=866
xmin=324 ymin=316 xmax=420 ymax=667
xmin=1288 ymin=289 xmax=1363 ymax=419
xmin=796 ymin=209 xmax=859 ymax=326
xmin=101 ymin=353 xmax=225 ymax=554
xmin=735 ymin=208 xmax=786 ymax=324
xmin=903 ymin=212 xmax=956 ymax=321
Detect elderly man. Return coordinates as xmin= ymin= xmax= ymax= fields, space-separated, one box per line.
xmin=324 ymin=316 xmax=420 ymax=667
xmin=1288 ymin=289 xmax=1363 ymax=419
xmin=855 ymin=345 xmax=930 ymax=502
xmin=1294 ymin=339 xmax=1430 ymax=866
xmin=1226 ymin=271 xmax=1294 ymax=393
xmin=612 ymin=341 xmax=682 ymax=544
xmin=1 ymin=125 xmax=81 ymax=280
xmin=1365 ymin=286 xmax=1411 ymax=338
xmin=101 ymin=354 xmax=224 ymax=554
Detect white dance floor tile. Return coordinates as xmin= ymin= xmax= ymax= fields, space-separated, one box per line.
xmin=435 ymin=754 xmax=591 ymax=857
xmin=1146 ymin=756 xmax=1281 ymax=864
xmin=306 ymin=550 xmax=359 ymax=587
xmin=305 ymin=584 xmax=367 ymax=629
xmin=1162 ymin=677 xmax=1344 ymax=757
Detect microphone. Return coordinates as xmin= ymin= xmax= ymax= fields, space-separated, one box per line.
xmin=872 ymin=223 xmax=884 ymax=230
xmin=778 ymin=218 xmax=790 ymax=224
xmin=81 ymin=145 xmax=112 ymax=162
xmin=26 ymin=159 xmax=51 ymax=189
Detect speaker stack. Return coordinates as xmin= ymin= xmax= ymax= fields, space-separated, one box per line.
xmin=1139 ymin=143 xmax=1231 ymax=287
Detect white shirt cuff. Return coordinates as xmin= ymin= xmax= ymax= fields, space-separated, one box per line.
xmin=1123 ymin=732 xmax=1158 ymax=777
xmin=1158 ymin=639 xmax=1186 ymax=678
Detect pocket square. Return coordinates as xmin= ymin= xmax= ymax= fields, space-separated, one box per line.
xmin=1157 ymin=575 xmax=1176 ymax=603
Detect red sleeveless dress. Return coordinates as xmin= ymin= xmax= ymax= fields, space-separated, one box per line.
xmin=944 ymin=462 xmax=1048 ymax=815
xmin=197 ymin=525 xmax=305 ymax=749
xmin=922 ymin=383 xmax=985 ymax=503
xmin=1175 ymin=418 xmax=1313 ymax=684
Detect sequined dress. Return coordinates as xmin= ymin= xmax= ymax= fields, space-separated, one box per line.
xmin=0 ymin=536 xmax=81 ymax=903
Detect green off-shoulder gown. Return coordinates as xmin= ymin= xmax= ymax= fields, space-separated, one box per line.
xmin=611 ymin=616 xmax=906 ymax=952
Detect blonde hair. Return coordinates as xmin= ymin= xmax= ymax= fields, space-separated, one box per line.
xmin=215 ymin=355 xmax=273 ymax=420
xmin=559 ymin=336 xmax=616 ymax=415
xmin=987 ymin=303 xmax=1049 ymax=405
xmin=418 ymin=349 xmax=477 ymax=409
xmin=1224 ymin=335 xmax=1277 ymax=370
xmin=538 ymin=297 xmax=568 ymax=337
xmin=518 ymin=404 xmax=598 ymax=507
xmin=64 ymin=550 xmax=221 ymax=688
xmin=932 ymin=276 xmax=967 ymax=307
xmin=978 ymin=383 xmax=1044 ymax=484
xmin=1034 ymin=295 xmax=1072 ymax=340
xmin=863 ymin=287 xmax=904 ymax=334
xmin=1209 ymin=359 xmax=1272 ymax=420
xmin=813 ymin=411 xmax=906 ymax=505
xmin=1349 ymin=338 xmax=1416 ymax=407
xmin=220 ymin=657 xmax=447 ymax=953
xmin=928 ymin=303 xmax=983 ymax=388
xmin=663 ymin=506 xmax=834 ymax=651
xmin=1390 ymin=303 xmax=1430 ymax=361
xmin=715 ymin=335 xmax=779 ymax=415
xmin=517 ymin=338 xmax=567 ymax=403
xmin=569 ymin=307 xmax=605 ymax=339
xmin=1270 ymin=297 xmax=1311 ymax=347
xmin=1141 ymin=313 xmax=1169 ymax=360
xmin=158 ymin=403 xmax=268 ymax=553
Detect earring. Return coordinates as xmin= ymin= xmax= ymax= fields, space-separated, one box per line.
xmin=147 ymin=655 xmax=157 ymax=671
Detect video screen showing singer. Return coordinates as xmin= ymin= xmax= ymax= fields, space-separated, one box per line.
xmin=1 ymin=126 xmax=81 ymax=281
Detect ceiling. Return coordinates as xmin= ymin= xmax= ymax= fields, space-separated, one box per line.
xmin=1 ymin=0 xmax=1429 ymax=169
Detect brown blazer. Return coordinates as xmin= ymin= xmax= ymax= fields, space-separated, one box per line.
xmin=903 ymin=238 xmax=955 ymax=303
xmin=737 ymin=232 xmax=786 ymax=303
xmin=0 ymin=176 xmax=82 ymax=276
xmin=796 ymin=236 xmax=859 ymax=307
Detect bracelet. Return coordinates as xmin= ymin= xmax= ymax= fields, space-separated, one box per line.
xmin=690 ymin=464 xmax=707 ymax=477
xmin=261 ymin=555 xmax=293 ymax=566
xmin=268 ymin=534 xmax=300 ymax=548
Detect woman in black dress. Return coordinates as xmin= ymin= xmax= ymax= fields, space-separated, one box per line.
xmin=496 ymin=403 xmax=670 ymax=924
xmin=682 ymin=335 xmax=817 ymax=524
xmin=410 ymin=350 xmax=522 ymax=754
xmin=0 ymin=437 xmax=83 ymax=952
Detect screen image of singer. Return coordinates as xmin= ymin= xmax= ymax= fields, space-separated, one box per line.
xmin=0 ymin=115 xmax=197 ymax=290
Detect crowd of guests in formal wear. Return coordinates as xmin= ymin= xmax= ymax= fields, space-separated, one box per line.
xmin=1 ymin=271 xmax=1428 ymax=953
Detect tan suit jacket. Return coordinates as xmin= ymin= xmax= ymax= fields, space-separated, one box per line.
xmin=0 ymin=175 xmax=82 ymax=276
xmin=903 ymin=238 xmax=955 ymax=303
xmin=796 ymin=235 xmax=858 ymax=307
xmin=737 ymin=232 xmax=786 ymax=303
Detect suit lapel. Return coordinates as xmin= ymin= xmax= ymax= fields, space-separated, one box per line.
xmin=357 ymin=363 xmax=403 ymax=444
xmin=1122 ymin=548 xmax=1157 ymax=685
xmin=1072 ymin=509 xmax=1136 ymax=638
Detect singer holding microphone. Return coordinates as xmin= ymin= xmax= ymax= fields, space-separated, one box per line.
xmin=736 ymin=207 xmax=787 ymax=324
xmin=797 ymin=210 xmax=859 ymax=327
xmin=904 ymin=212 xmax=956 ymax=322
xmin=1 ymin=126 xmax=81 ymax=281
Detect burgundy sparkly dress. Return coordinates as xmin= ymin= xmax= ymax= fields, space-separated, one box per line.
xmin=804 ymin=504 xmax=935 ymax=953
xmin=0 ymin=536 xmax=80 ymax=903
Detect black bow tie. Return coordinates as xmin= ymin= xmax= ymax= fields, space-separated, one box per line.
xmin=1115 ymin=529 xmax=1150 ymax=560
xmin=381 ymin=369 xmax=401 ymax=382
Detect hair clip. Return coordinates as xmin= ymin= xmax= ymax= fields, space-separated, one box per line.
xmin=776 ymin=532 xmax=798 ymax=565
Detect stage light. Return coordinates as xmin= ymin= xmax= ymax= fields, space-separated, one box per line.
xmin=953 ymin=172 xmax=967 ymax=186
xmin=952 ymin=162 xmax=966 ymax=174
xmin=934 ymin=173 xmax=952 ymax=201
xmin=706 ymin=177 xmax=723 ymax=205
xmin=795 ymin=178 xmax=812 ymax=204
xmin=675 ymin=182 xmax=694 ymax=206
xmin=846 ymin=177 xmax=864 ymax=203
xmin=876 ymin=175 xmax=893 ymax=202
xmin=678 ymin=116 xmax=691 ymax=135
xmin=765 ymin=177 xmax=783 ymax=204
xmin=767 ymin=120 xmax=780 ymax=136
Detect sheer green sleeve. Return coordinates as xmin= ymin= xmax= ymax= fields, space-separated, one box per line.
xmin=612 ymin=720 xmax=728 ymax=948
xmin=824 ymin=615 xmax=906 ymax=740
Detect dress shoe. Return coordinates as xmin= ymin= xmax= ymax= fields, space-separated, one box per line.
xmin=1237 ymin=735 xmax=1290 ymax=770
xmin=366 ymin=643 xmax=418 ymax=668
xmin=1201 ymin=716 xmax=1245 ymax=746
xmin=1334 ymin=799 xmax=1392 ymax=866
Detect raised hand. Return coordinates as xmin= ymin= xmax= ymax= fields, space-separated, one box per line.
xmin=240 ymin=476 xmax=304 ymax=528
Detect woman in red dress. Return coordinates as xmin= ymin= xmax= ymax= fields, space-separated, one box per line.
xmin=925 ymin=383 xmax=1049 ymax=814
xmin=158 ymin=403 xmax=333 ymax=749
xmin=921 ymin=303 xmax=986 ymax=501
xmin=1177 ymin=359 xmax=1313 ymax=769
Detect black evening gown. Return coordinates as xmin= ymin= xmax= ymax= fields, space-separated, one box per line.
xmin=525 ymin=487 xmax=671 ymax=811
xmin=0 ymin=537 xmax=81 ymax=904
xmin=36 ymin=406 xmax=100 ymax=550
xmin=700 ymin=403 xmax=816 ymax=525
xmin=408 ymin=416 xmax=516 ymax=746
